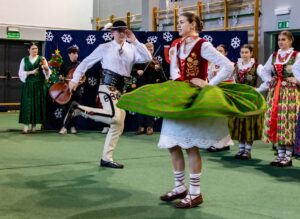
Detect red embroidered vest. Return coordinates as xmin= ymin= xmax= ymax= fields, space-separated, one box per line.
xmin=176 ymin=39 xmax=208 ymax=81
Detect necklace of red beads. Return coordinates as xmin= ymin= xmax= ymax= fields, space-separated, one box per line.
xmin=277 ymin=52 xmax=290 ymax=63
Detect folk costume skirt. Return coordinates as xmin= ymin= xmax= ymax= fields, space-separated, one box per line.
xmin=117 ymin=81 xmax=266 ymax=149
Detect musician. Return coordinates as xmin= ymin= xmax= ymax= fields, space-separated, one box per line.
xmin=58 ymin=45 xmax=81 ymax=134
xmin=18 ymin=42 xmax=51 ymax=133
xmin=131 ymin=42 xmax=167 ymax=135
xmin=66 ymin=20 xmax=152 ymax=168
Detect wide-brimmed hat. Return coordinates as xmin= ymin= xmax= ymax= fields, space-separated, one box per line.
xmin=111 ymin=20 xmax=128 ymax=30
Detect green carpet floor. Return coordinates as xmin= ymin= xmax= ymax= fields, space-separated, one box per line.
xmin=0 ymin=112 xmax=300 ymax=219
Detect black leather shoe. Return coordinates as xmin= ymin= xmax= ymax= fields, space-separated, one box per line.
xmin=100 ymin=159 xmax=124 ymax=169
xmin=207 ymin=146 xmax=230 ymax=152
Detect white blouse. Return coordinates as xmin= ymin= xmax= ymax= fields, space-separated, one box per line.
xmin=18 ymin=56 xmax=51 ymax=83
xmin=72 ymin=39 xmax=152 ymax=83
xmin=169 ymin=38 xmax=234 ymax=85
xmin=257 ymin=48 xmax=300 ymax=91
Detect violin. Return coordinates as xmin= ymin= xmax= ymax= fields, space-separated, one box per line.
xmin=49 ymin=67 xmax=86 ymax=105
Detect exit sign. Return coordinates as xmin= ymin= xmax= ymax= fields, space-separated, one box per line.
xmin=278 ymin=21 xmax=289 ymax=29
xmin=7 ymin=31 xmax=20 ymax=39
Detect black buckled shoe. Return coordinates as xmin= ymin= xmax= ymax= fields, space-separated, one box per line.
xmin=100 ymin=159 xmax=124 ymax=169
xmin=207 ymin=146 xmax=230 ymax=152
xmin=234 ymin=150 xmax=244 ymax=159
xmin=160 ymin=189 xmax=188 ymax=202
xmin=277 ymin=158 xmax=292 ymax=167
xmin=270 ymin=157 xmax=282 ymax=166
xmin=241 ymin=151 xmax=252 ymax=160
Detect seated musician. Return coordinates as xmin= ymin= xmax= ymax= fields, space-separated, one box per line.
xmin=59 ymin=45 xmax=81 ymax=134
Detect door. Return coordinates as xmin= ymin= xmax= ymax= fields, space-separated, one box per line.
xmin=0 ymin=40 xmax=42 ymax=110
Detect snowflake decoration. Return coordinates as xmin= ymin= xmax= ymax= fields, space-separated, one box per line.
xmin=231 ymin=36 xmax=241 ymax=49
xmin=88 ymin=77 xmax=97 ymax=86
xmin=54 ymin=108 xmax=63 ymax=119
xmin=163 ymin=32 xmax=173 ymax=42
xmin=45 ymin=31 xmax=54 ymax=42
xmin=102 ymin=32 xmax=113 ymax=41
xmin=155 ymin=55 xmax=163 ymax=63
xmin=147 ymin=36 xmax=158 ymax=44
xmin=61 ymin=34 xmax=73 ymax=43
xmin=86 ymin=35 xmax=97 ymax=45
xmin=202 ymin=35 xmax=213 ymax=43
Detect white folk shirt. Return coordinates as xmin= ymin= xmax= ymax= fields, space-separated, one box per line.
xmin=72 ymin=39 xmax=152 ymax=83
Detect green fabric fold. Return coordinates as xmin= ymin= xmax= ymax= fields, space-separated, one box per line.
xmin=117 ymin=81 xmax=266 ymax=119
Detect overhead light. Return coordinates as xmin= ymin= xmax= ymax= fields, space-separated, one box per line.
xmin=7 ymin=26 xmax=20 ymax=32
xmin=274 ymin=7 xmax=291 ymax=16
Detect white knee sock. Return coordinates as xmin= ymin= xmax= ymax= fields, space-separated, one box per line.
xmin=189 ymin=173 xmax=201 ymax=196
xmin=239 ymin=143 xmax=245 ymax=152
xmin=245 ymin=143 xmax=252 ymax=152
xmin=181 ymin=173 xmax=201 ymax=203
xmin=278 ymin=146 xmax=285 ymax=159
xmin=173 ymin=171 xmax=186 ymax=193
xmin=285 ymin=146 xmax=293 ymax=161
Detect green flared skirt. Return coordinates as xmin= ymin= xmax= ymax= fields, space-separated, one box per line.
xmin=19 ymin=79 xmax=47 ymax=125
xmin=117 ymin=81 xmax=266 ymax=119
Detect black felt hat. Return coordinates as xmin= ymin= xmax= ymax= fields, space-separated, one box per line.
xmin=67 ymin=45 xmax=79 ymax=54
xmin=111 ymin=20 xmax=128 ymax=30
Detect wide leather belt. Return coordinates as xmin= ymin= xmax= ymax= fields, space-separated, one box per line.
xmin=102 ymin=69 xmax=127 ymax=92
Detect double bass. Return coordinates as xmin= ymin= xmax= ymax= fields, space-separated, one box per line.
xmin=49 ymin=67 xmax=86 ymax=105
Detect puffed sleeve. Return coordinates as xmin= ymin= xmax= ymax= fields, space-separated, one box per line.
xmin=201 ymin=42 xmax=234 ymax=85
xmin=131 ymin=39 xmax=152 ymax=63
xmin=18 ymin=58 xmax=27 ymax=83
xmin=292 ymin=53 xmax=300 ymax=82
xmin=256 ymin=55 xmax=273 ymax=92
xmin=169 ymin=46 xmax=181 ymax=80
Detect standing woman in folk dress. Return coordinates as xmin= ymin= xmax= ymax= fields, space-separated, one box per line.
xmin=18 ymin=42 xmax=51 ymax=133
xmin=257 ymin=31 xmax=300 ymax=167
xmin=229 ymin=44 xmax=264 ymax=160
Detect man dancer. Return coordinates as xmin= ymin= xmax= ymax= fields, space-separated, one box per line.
xmin=67 ymin=20 xmax=152 ymax=169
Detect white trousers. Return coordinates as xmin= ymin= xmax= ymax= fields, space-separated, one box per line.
xmin=76 ymin=85 xmax=126 ymax=161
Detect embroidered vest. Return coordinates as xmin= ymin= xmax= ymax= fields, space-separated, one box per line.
xmin=271 ymin=51 xmax=298 ymax=79
xmin=236 ymin=63 xmax=258 ymax=87
xmin=24 ymin=56 xmax=45 ymax=81
xmin=176 ymin=39 xmax=208 ymax=81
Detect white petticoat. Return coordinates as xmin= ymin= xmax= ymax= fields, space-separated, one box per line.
xmin=158 ymin=117 xmax=233 ymax=149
